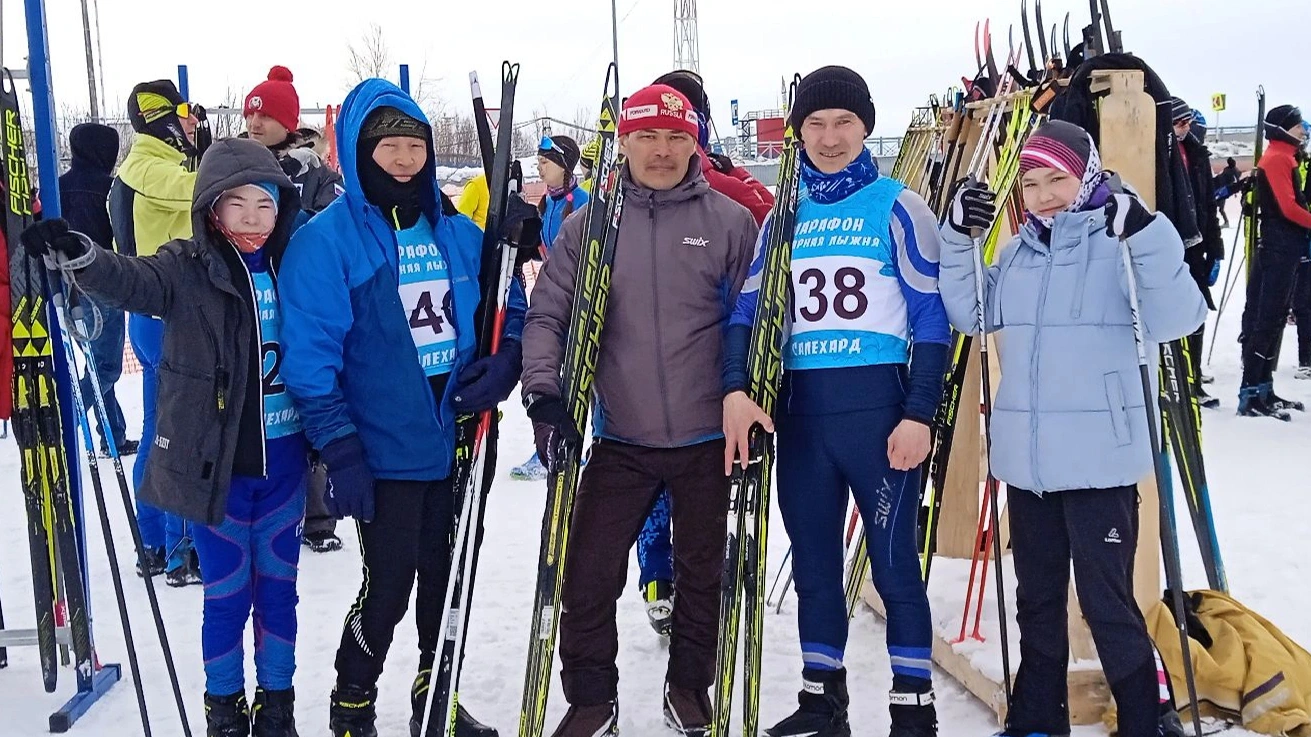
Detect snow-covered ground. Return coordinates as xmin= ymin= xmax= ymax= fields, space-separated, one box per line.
xmin=1 ymin=202 xmax=1307 ymax=736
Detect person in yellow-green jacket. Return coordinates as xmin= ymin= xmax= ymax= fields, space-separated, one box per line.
xmin=456 ymin=172 xmax=490 ymax=229
xmin=108 ymin=79 xmax=204 ymax=586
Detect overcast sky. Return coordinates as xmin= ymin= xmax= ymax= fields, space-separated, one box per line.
xmin=0 ymin=0 xmax=1298 ymax=138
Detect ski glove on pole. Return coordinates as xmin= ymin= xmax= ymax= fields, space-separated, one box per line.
xmin=948 ymin=177 xmax=998 ymax=236
xmin=525 ymin=395 xmax=582 ymax=475
xmin=1104 ymin=193 xmax=1154 ymax=240
xmin=320 ymin=434 xmax=376 ymax=522
xmin=451 ymin=340 xmax=524 ymax=414
xmin=21 ymin=219 xmax=93 ymax=266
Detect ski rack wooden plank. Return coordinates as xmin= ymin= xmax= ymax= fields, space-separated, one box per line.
xmin=856 ymin=79 xmax=1163 ymax=725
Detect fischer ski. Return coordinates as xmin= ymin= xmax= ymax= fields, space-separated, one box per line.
xmin=422 ymin=61 xmax=522 ymax=737
xmin=713 ymin=75 xmax=801 ymax=737
xmin=518 ymin=63 xmax=622 ymax=737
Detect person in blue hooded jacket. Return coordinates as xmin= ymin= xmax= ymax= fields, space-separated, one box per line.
xmin=277 ymin=79 xmax=524 ymax=737
xmin=940 ymin=120 xmax=1206 ymax=737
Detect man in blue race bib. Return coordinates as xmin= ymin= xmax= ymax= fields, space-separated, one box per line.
xmin=278 ymin=79 xmax=524 ymax=737
xmin=723 ymin=66 xmax=951 ymax=737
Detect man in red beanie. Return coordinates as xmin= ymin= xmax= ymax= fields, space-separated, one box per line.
xmin=520 ymin=84 xmax=759 ymax=737
xmin=245 ymin=66 xmax=344 ymax=216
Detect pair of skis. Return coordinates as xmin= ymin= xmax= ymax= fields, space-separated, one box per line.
xmin=4 ymin=67 xmax=191 ymax=735
xmin=417 ymin=61 xmax=523 ymax=737
xmin=517 ymin=64 xmax=624 ymax=737
xmin=712 ymin=77 xmax=802 ymax=737
xmin=3 ymin=68 xmax=92 ymax=697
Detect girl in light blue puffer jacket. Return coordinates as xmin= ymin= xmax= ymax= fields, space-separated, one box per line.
xmin=939 ymin=120 xmax=1206 ymax=737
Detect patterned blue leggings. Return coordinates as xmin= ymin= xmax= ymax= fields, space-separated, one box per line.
xmin=193 ymin=463 xmax=306 ymax=696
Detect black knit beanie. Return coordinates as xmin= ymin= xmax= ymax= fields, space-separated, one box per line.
xmin=654 ymin=70 xmax=710 ymax=121
xmin=788 ymin=66 xmax=876 ymax=135
xmin=538 ymin=135 xmax=581 ymax=174
xmin=360 ymin=106 xmax=430 ymax=143
xmin=128 ymin=80 xmax=194 ymax=154
xmin=1265 ymin=104 xmax=1303 ymax=143
xmin=1170 ymin=97 xmax=1194 ymax=124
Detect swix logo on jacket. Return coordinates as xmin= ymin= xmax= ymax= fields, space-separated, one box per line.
xmin=682 ymin=236 xmax=710 ymax=248
xmin=787 ymin=175 xmax=910 ymax=370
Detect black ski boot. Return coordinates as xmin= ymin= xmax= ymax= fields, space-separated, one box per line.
xmin=663 ymin=683 xmax=711 ymax=736
xmin=330 ymin=684 xmax=378 ymax=737
xmin=166 ymin=547 xmax=203 ymax=587
xmin=548 ymin=701 xmax=618 ymax=737
xmin=136 ymin=546 xmax=167 ymax=578
xmin=1238 ymin=386 xmax=1292 ymax=421
xmin=252 ymin=687 xmax=297 ymax=737
xmin=101 ymin=438 xmax=140 ymax=457
xmin=409 ymin=663 xmax=500 ymax=737
xmin=1195 ymin=385 xmax=1220 ymax=410
xmin=643 ymin=579 xmax=674 ymax=637
xmin=763 ymin=668 xmax=851 ymax=737
xmin=888 ymin=676 xmax=936 ymax=737
xmin=204 ymin=692 xmax=251 ymax=737
xmin=303 ymin=530 xmax=343 ymax=553
xmin=1267 ymin=387 xmax=1306 ymax=413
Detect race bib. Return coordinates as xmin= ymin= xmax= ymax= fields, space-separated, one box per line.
xmin=252 ymin=271 xmax=302 ymax=440
xmin=397 ymin=224 xmax=457 ymax=377
xmin=786 ymin=257 xmax=909 ymax=370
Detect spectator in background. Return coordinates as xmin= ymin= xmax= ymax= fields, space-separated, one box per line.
xmin=1214 ymin=156 xmax=1242 ymax=228
xmin=457 ymin=172 xmax=490 ymax=229
xmin=110 ymin=79 xmax=203 ymax=586
xmin=58 ymin=123 xmax=139 ymax=457
xmin=245 ymin=66 xmax=344 ymax=216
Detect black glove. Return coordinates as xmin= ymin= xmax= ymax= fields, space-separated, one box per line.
xmin=707 ymin=152 xmax=736 ymax=174
xmin=525 ymin=394 xmax=582 ymax=475
xmin=319 ymin=434 xmax=376 ymax=522
xmin=948 ymin=177 xmax=997 ymax=236
xmin=1104 ymin=193 xmax=1154 ymax=240
xmin=451 ymin=341 xmax=523 ymax=414
xmin=20 ymin=219 xmax=90 ymax=263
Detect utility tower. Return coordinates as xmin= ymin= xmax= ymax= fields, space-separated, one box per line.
xmin=673 ymin=0 xmax=701 ymax=73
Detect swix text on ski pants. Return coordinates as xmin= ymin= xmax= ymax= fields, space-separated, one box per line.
xmin=1006 ymin=485 xmax=1159 ymax=737
xmin=560 ymin=439 xmax=729 ymax=705
xmin=775 ymin=406 xmax=932 ymax=679
xmin=335 ymin=478 xmax=454 ymax=688
xmin=193 ymin=460 xmax=307 ymax=696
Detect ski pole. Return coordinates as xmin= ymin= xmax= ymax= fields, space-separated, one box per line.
xmin=0 ymin=577 xmax=7 ymax=667
xmin=1118 ymin=238 xmax=1205 ymax=737
xmin=53 ymin=253 xmax=194 ymax=737
xmin=970 ymin=223 xmax=1013 ymax=703
xmin=47 ymin=280 xmax=153 ymax=737
xmin=1206 ymin=222 xmax=1247 ymax=365
xmin=765 ymin=546 xmax=792 ymax=608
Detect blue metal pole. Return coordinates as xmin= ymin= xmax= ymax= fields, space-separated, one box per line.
xmin=23 ymin=0 xmax=121 ymax=724
xmin=177 ymin=65 xmax=189 ymax=101
xmin=399 ymin=64 xmax=410 ymax=94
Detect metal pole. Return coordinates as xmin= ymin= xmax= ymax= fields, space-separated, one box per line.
xmin=610 ymin=0 xmax=620 ymax=90
xmin=78 ymin=0 xmax=99 ymax=120
xmin=399 ymin=64 xmax=410 ymax=95
xmin=176 ymin=64 xmax=189 ymax=101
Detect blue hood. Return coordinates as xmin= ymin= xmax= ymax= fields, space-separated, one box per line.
xmin=337 ymin=78 xmax=441 ymax=217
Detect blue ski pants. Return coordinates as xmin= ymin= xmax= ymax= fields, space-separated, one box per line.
xmin=636 ymin=488 xmax=673 ymax=588
xmin=193 ymin=460 xmax=307 ymax=696
xmin=78 ymin=298 xmax=127 ymax=448
xmin=776 ymin=406 xmax=932 ymax=682
xmin=129 ymin=314 xmax=190 ymax=562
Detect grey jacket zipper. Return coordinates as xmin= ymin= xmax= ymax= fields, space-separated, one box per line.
xmin=648 ymin=202 xmax=675 ymax=443
xmin=1030 ymin=246 xmax=1053 ymax=491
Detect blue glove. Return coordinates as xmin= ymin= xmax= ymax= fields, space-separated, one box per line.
xmin=319 ymin=434 xmax=375 ymax=522
xmin=1209 ymin=259 xmax=1221 ymax=287
xmin=451 ymin=340 xmax=523 ymax=414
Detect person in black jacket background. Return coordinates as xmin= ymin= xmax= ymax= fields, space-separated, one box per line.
xmin=1172 ymin=100 xmax=1224 ymax=406
xmin=1214 ymin=157 xmax=1242 ymax=228
xmin=57 ymin=123 xmax=140 ymax=455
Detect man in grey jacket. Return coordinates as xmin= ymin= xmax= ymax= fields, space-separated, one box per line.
xmin=519 ymin=83 xmax=758 ymax=737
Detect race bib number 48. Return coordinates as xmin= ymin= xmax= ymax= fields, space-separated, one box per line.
xmin=398 ymin=239 xmax=457 ymax=377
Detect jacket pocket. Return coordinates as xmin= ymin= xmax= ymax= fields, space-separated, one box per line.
xmin=154 ymin=362 xmax=223 ymax=479
xmin=1103 ymin=372 xmax=1132 ymax=447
